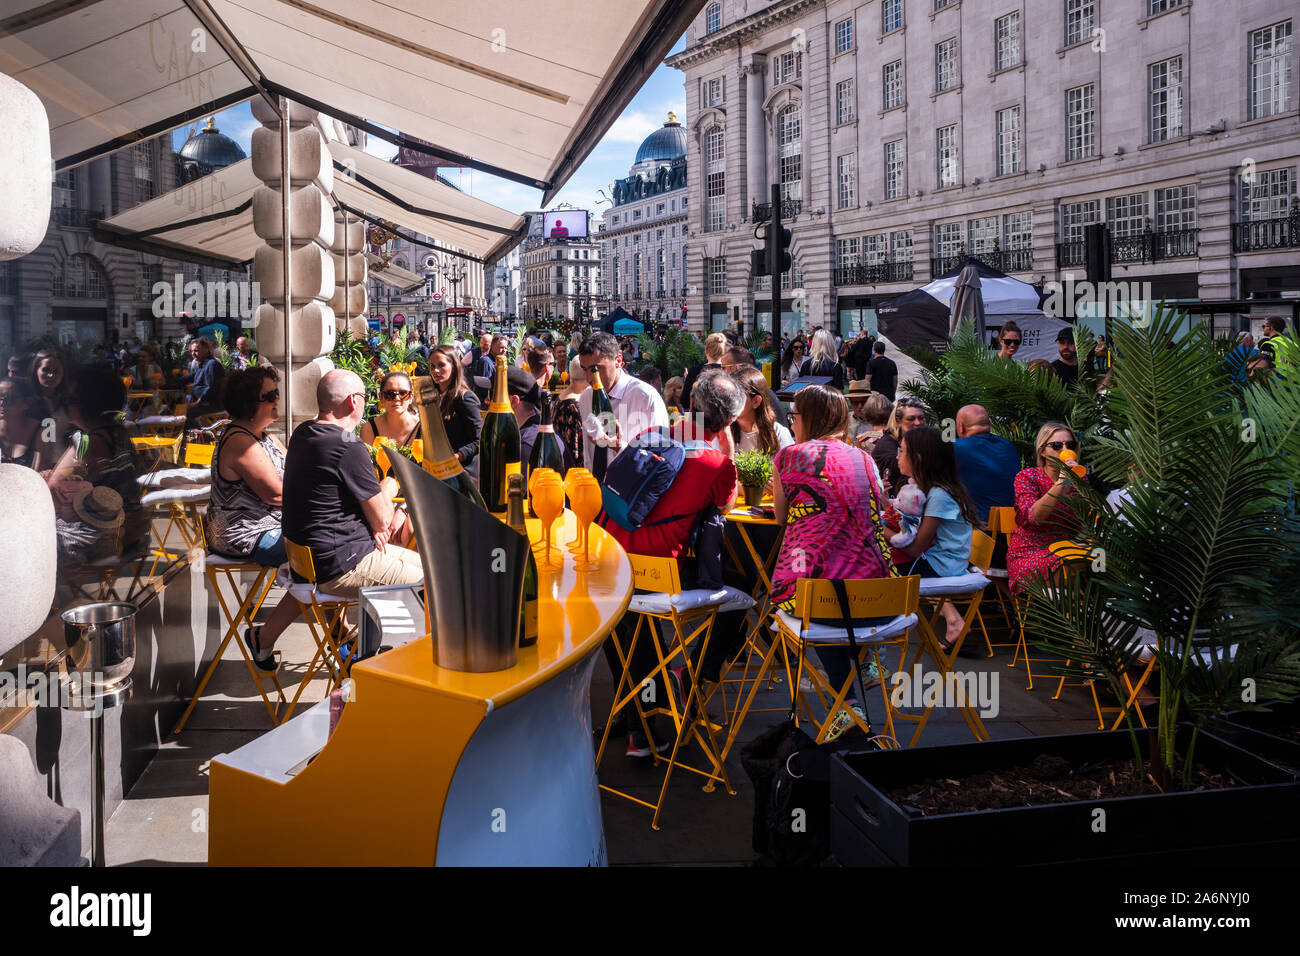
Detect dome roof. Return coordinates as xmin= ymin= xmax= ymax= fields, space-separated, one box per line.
xmin=179 ymin=119 xmax=247 ymax=169
xmin=634 ymin=114 xmax=687 ymax=164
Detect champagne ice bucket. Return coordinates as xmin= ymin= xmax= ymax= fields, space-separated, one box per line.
xmin=61 ymin=602 xmax=137 ymax=691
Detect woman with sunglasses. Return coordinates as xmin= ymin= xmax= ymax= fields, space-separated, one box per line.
xmin=780 ymin=338 xmax=806 ymax=387
xmin=427 ymin=345 xmax=482 ymax=479
xmin=996 ymin=322 xmax=1023 ymax=362
xmin=206 ymin=367 xmax=300 ymax=665
xmin=1006 ymin=421 xmax=1085 ymax=594
xmin=871 ymin=398 xmax=928 ymax=494
xmin=729 ymin=365 xmax=793 ymax=458
xmin=359 ymin=371 xmax=421 ymax=449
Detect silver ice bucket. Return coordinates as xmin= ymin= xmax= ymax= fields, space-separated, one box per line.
xmin=61 ymin=602 xmax=137 ymax=692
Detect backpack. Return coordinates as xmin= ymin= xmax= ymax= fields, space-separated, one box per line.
xmin=599 ymin=429 xmax=687 ymax=530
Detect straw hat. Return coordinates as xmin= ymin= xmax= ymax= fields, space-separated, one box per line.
xmin=72 ymin=486 xmax=125 ymax=530
xmin=846 ymin=380 xmax=872 ymax=397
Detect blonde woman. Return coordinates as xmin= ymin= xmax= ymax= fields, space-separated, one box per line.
xmin=682 ymin=332 xmax=728 ymax=409
xmin=799 ymin=328 xmax=845 ymax=389
xmin=1007 ymin=421 xmax=1087 ymax=594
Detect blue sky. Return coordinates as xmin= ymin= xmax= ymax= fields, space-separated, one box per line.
xmin=172 ymin=37 xmax=687 ymax=228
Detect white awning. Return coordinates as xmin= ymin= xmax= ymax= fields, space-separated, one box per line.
xmin=3 ymin=0 xmax=703 ymax=201
xmin=365 ymin=254 xmax=424 ymax=293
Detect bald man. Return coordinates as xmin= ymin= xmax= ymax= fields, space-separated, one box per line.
xmin=281 ymin=369 xmax=423 ymax=599
xmin=953 ymin=404 xmax=1021 ymax=524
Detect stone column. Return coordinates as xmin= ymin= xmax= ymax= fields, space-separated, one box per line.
xmin=744 ymin=57 xmax=768 ymax=214
xmin=0 ymin=73 xmax=50 ymax=260
xmin=330 ymin=213 xmax=368 ymax=340
xmin=249 ymin=99 xmax=336 ymax=430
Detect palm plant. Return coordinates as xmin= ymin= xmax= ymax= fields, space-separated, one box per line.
xmin=378 ymin=326 xmax=424 ymax=375
xmin=1022 ymin=305 xmax=1300 ymax=788
xmin=637 ymin=326 xmax=705 ymax=381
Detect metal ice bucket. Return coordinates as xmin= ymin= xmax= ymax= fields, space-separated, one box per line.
xmin=60 ymin=602 xmax=137 ymax=691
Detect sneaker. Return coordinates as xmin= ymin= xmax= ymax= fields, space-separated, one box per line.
xmin=241 ymin=626 xmax=279 ymax=673
xmin=824 ymin=704 xmax=868 ymax=743
xmin=859 ymin=657 xmax=891 ymax=690
xmin=626 ymin=730 xmax=670 ymax=758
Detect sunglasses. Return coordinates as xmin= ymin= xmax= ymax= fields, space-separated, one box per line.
xmin=1047 ymin=440 xmax=1079 ymax=451
xmin=1002 ymin=338 xmax=1022 ymax=346
xmin=382 ymin=389 xmax=412 ymax=401
xmin=258 ymin=388 xmax=280 ymax=403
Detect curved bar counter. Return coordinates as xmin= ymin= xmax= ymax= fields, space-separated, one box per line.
xmin=209 ymin=511 xmax=631 ymax=866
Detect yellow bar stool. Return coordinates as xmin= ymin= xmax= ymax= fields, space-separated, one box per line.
xmin=174 ymin=552 xmax=286 ymax=734
xmin=594 ymin=554 xmax=753 ymax=830
xmin=281 ymin=539 xmax=359 ymax=721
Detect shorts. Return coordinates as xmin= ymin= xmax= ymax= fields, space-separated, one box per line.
xmin=250 ymin=528 xmax=286 ymax=568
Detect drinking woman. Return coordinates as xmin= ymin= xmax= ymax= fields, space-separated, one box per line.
xmin=427 ymin=345 xmax=482 ymax=479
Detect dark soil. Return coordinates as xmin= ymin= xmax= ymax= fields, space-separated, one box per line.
xmin=885 ymin=753 xmax=1238 ymax=816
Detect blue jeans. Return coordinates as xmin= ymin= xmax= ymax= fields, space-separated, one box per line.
xmin=250 ymin=528 xmax=286 ymax=567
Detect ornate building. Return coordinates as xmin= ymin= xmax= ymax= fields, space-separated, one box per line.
xmin=598 ymin=114 xmax=689 ymax=326
xmin=668 ymin=0 xmax=1300 ymax=339
xmin=520 ymin=210 xmax=602 ymax=322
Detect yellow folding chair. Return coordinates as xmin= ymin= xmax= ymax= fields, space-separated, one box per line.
xmin=594 ymin=554 xmax=752 ymax=830
xmin=975 ymin=506 xmax=1021 ymax=658
xmin=772 ymin=576 xmax=920 ymax=746
xmin=282 ymin=538 xmax=358 ymax=720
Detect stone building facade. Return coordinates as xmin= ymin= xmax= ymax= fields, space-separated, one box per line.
xmin=520 ymin=211 xmax=602 ymax=321
xmin=668 ymin=0 xmax=1300 ymax=338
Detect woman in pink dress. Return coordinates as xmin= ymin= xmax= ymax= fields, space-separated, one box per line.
xmin=1007 ymin=421 xmax=1084 ymax=594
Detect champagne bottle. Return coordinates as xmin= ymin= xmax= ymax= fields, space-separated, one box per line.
xmin=529 ymin=391 xmax=566 ymax=479
xmin=589 ymin=368 xmax=613 ymax=483
xmin=412 ymin=376 xmax=487 ymax=509
xmin=506 ymin=474 xmax=538 ymax=648
xmin=480 ymin=355 xmax=522 ymax=513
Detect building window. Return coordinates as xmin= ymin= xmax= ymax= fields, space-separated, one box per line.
xmin=882 ymin=0 xmax=903 ymax=34
xmin=612 ymin=257 xmax=619 ymax=293
xmin=882 ymin=60 xmax=904 ymax=110
xmin=1155 ymin=185 xmax=1197 ymax=232
xmin=657 ymin=229 xmax=664 ymax=240
xmin=705 ymin=125 xmax=725 ymax=233
xmin=996 ymin=106 xmax=1021 ymax=176
xmin=1149 ymin=56 xmax=1184 ymax=142
xmin=1249 ymin=21 xmax=1293 ymax=120
xmin=704 ymin=76 xmax=724 ymax=107
xmin=933 ymin=222 xmax=963 ymax=261
xmin=934 ymin=0 xmax=956 ymax=9
xmin=1149 ymin=0 xmax=1184 ymax=13
xmin=705 ymin=2 xmax=720 ymax=34
xmin=863 ymin=234 xmax=887 ymax=267
xmin=1065 ymin=83 xmax=1096 ymax=160
xmin=1106 ymin=193 xmax=1149 ymax=238
xmin=633 ymin=209 xmax=641 ymax=220
xmin=707 ymin=257 xmax=727 ymax=295
xmin=1003 ymin=211 xmax=1032 ymax=251
xmin=53 ymin=254 xmax=106 ymax=299
xmin=773 ymin=50 xmax=803 ymax=85
xmin=135 ymin=264 xmax=161 ymax=301
xmin=837 ymin=237 xmax=861 ymax=269
xmin=53 ymin=169 xmax=75 ymax=209
xmin=837 ymin=154 xmax=856 ymax=209
xmin=891 ymin=230 xmax=913 ymax=265
xmin=656 ymin=203 xmax=666 ymax=216
xmin=936 ymin=125 xmax=959 ymax=187
xmin=1060 ymin=199 xmax=1101 ymax=244
xmin=995 ymin=12 xmax=1021 ymax=71
xmin=835 ymin=18 xmax=854 ymax=54
xmin=634 ymin=253 xmax=642 ymax=295
xmin=1239 ymin=166 xmax=1296 ymax=220
xmin=884 ymin=140 xmax=905 ymax=199
xmin=836 ymin=79 xmax=856 ymax=124
xmin=935 ymin=38 xmax=959 ymax=92
xmin=777 ymin=105 xmax=802 ymax=203
xmin=1065 ymin=0 xmax=1096 ymax=47
xmin=133 ymin=142 xmax=155 ymax=203
xmin=968 ymin=216 xmax=999 ymax=255
xmin=657 ymin=249 xmax=666 ymax=292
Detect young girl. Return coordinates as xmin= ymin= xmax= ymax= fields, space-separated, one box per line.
xmin=890 ymin=425 xmax=983 ymax=650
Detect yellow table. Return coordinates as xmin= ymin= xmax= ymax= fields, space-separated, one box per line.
xmin=209 ymin=510 xmax=632 ymax=866
xmin=130 ymin=433 xmax=183 ymax=466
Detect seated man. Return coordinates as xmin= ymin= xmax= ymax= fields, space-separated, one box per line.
xmin=182 ymin=337 xmax=225 ymax=421
xmin=952 ymin=403 xmax=1020 ymax=525
xmin=282 ymin=370 xmax=421 ymax=601
xmin=599 ymin=369 xmax=743 ymax=757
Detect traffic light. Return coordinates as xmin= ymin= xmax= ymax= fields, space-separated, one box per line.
xmin=767 ymin=221 xmax=792 ymax=278
xmin=750 ymin=248 xmax=769 ymax=277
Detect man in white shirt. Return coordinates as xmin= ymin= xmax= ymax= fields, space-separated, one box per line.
xmin=577 ymin=331 xmax=668 ymax=472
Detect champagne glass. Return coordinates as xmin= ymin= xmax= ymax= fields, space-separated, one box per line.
xmin=409 ymin=438 xmax=424 ymax=464
xmin=564 ymin=468 xmax=593 ymax=551
xmin=570 ymin=477 xmax=603 ymax=571
xmin=532 ymin=476 xmax=566 ymax=570
xmin=373 ymin=443 xmax=391 ymax=480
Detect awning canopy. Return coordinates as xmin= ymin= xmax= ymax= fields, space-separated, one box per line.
xmin=3 ymin=0 xmax=704 ymax=202
xmin=365 ymin=254 xmax=425 ymax=294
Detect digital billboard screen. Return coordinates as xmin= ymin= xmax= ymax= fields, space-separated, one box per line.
xmin=543 ymin=210 xmax=588 ymax=240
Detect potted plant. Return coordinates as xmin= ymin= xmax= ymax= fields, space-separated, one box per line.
xmin=828 ymin=306 xmax=1300 ymax=865
xmin=734 ymin=450 xmax=772 ymax=507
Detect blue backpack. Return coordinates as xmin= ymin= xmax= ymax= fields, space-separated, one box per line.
xmin=600 ymin=428 xmax=688 ymax=530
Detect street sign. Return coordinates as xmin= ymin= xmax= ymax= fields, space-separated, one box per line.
xmin=432 ymin=292 xmax=442 ymax=302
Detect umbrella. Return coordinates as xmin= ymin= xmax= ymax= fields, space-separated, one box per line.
xmin=949 ymin=262 xmax=985 ymax=337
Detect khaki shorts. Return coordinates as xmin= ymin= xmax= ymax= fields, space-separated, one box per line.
xmin=318 ymin=546 xmax=424 ymax=599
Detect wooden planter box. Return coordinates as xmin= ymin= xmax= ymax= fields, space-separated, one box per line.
xmin=830 ymin=729 xmax=1300 ymax=866
xmin=1209 ymin=696 xmax=1300 ymax=780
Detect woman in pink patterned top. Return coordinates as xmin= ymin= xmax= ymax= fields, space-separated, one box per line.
xmin=1007 ymin=421 xmax=1084 ymax=594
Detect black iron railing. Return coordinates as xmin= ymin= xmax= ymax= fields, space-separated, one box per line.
xmin=751 ymin=199 xmax=802 ymax=222
xmin=833 ymin=261 xmax=915 ymax=286
xmin=930 ymin=243 xmax=1034 ymax=276
xmin=1057 ymin=228 xmax=1199 ymax=268
xmin=1233 ymin=212 xmax=1300 ymax=251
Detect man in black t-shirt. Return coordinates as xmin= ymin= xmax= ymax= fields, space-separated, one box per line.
xmin=848 ymin=331 xmax=875 ymax=380
xmin=865 ymin=341 xmax=898 ymax=401
xmin=1051 ymin=328 xmax=1080 ymax=385
xmin=282 ymin=370 xmax=423 ymax=598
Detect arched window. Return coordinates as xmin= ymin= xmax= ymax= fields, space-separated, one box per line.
xmin=705 ymin=2 xmax=720 ymax=34
xmin=52 ymin=254 xmax=107 ymax=299
xmin=777 ymin=105 xmax=802 ymax=204
xmin=704 ymin=126 xmax=725 ymax=233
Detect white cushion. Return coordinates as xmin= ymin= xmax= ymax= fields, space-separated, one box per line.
xmin=717 ymin=585 xmax=756 ymax=613
xmin=628 ymin=587 xmax=730 ymax=615
xmin=204 ymin=552 xmax=265 ymax=568
xmin=985 ymin=567 xmax=1008 ymax=579
xmin=141 ymin=485 xmax=210 ymax=507
xmin=773 ymin=610 xmax=918 ymax=644
xmin=133 ymin=415 xmax=186 ymax=428
xmin=918 ymin=571 xmax=991 ymax=596
xmin=137 ymin=467 xmax=210 ymax=489
xmin=289 ymin=582 xmax=350 ymax=604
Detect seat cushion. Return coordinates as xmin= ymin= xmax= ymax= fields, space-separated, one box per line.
xmin=628 ymin=587 xmax=730 ymax=615
xmin=918 ymin=571 xmax=991 ymax=596
xmin=716 ymin=585 xmax=756 ymax=613
xmin=141 ymin=485 xmax=210 ymax=507
xmin=204 ymin=552 xmax=265 ymax=569
xmin=289 ymin=582 xmax=351 ymax=605
xmin=133 ymin=415 xmax=186 ymax=428
xmin=774 ymin=610 xmax=918 ymax=644
xmin=137 ymin=467 xmax=210 ymax=489
xmin=985 ymin=567 xmax=1009 ymax=579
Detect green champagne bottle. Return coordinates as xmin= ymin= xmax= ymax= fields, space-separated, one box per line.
xmin=506 ymin=474 xmax=538 ymax=648
xmin=480 ymin=355 xmax=522 ymax=513
xmin=529 ymin=391 xmax=566 ymax=478
xmin=589 ymin=368 xmax=613 ymax=482
xmin=413 ymin=376 xmax=486 ymax=509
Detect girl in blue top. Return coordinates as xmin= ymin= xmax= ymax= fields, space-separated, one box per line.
xmin=891 ymin=425 xmax=983 ymax=651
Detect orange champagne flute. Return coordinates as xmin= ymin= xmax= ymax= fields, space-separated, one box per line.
xmin=570 ymin=477 xmax=603 ymax=571
xmin=564 ymin=468 xmax=593 ymax=550
xmin=532 ymin=475 xmax=566 ymax=570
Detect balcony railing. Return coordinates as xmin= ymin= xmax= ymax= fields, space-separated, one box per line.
xmin=930 ymin=243 xmax=1034 ymax=277
xmin=833 ymin=260 xmax=915 ymax=286
xmin=751 ymin=198 xmax=802 ymax=222
xmin=1057 ymin=228 xmax=1200 ymax=268
xmin=1233 ymin=212 xmax=1300 ymax=252
xmin=51 ymin=207 xmax=104 ymax=228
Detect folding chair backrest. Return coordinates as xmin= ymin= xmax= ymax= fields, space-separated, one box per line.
xmin=970 ymin=530 xmax=994 ymax=572
xmin=283 ymin=538 xmax=318 ymax=584
xmin=988 ymin=506 xmax=1015 ymax=542
xmin=185 ymin=443 xmax=214 ymax=467
xmin=628 ymin=553 xmax=683 ymax=595
xmin=173 ymin=403 xmax=188 ymax=418
xmin=794 ymin=575 xmax=920 ymax=628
